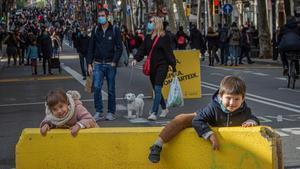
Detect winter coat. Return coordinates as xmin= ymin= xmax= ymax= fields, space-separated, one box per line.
xmin=39 ymin=34 xmax=53 ymax=58
xmin=190 ymin=28 xmax=206 ymax=51
xmin=278 ymin=20 xmax=300 ymax=52
xmin=26 ymin=45 xmax=39 ymax=59
xmin=206 ymin=32 xmax=219 ymax=50
xmin=192 ymin=90 xmax=260 ymax=138
xmin=228 ymin=27 xmax=241 ymax=46
xmin=40 ymin=91 xmax=98 ymax=129
xmin=87 ymin=23 xmax=123 ymax=64
xmin=176 ymin=30 xmax=189 ymax=49
xmin=134 ymin=34 xmax=176 ymax=86
xmin=77 ymin=34 xmax=90 ymax=55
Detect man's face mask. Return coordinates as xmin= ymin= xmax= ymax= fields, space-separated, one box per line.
xmin=98 ymin=16 xmax=107 ymax=24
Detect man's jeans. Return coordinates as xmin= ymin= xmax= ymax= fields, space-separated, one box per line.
xmin=93 ymin=64 xmax=117 ymax=114
xmin=151 ymin=85 xmax=166 ymax=115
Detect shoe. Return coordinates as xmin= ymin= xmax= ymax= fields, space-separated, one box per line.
xmin=148 ymin=113 xmax=157 ymax=121
xmin=83 ymin=76 xmax=87 ymax=80
xmin=93 ymin=112 xmax=105 ymax=121
xmin=105 ymin=113 xmax=116 ymax=121
xmin=283 ymin=68 xmax=288 ymax=76
xmin=296 ymin=75 xmax=299 ymax=79
xmin=148 ymin=145 xmax=162 ymax=163
xmin=159 ymin=109 xmax=169 ymax=118
xmin=248 ymin=61 xmax=254 ymax=64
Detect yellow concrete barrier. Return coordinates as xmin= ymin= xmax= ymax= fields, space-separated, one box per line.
xmin=16 ymin=126 xmax=283 ymax=169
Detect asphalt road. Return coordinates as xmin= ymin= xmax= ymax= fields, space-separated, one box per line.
xmin=0 ymin=44 xmax=299 ymax=169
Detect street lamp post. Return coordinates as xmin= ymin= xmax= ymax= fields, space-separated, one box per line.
xmin=271 ymin=0 xmax=278 ymax=60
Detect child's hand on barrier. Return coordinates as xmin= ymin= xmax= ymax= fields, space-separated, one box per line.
xmin=71 ymin=124 xmax=81 ymax=137
xmin=40 ymin=124 xmax=50 ymax=136
xmin=209 ymin=133 xmax=220 ymax=151
xmin=242 ymin=121 xmax=256 ymax=127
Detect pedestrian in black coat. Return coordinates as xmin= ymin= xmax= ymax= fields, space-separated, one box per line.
xmin=132 ymin=17 xmax=176 ymax=121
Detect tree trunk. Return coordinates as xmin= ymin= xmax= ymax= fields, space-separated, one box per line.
xmin=174 ymin=0 xmax=188 ymax=33
xmin=257 ymin=0 xmax=272 ymax=58
xmin=284 ymin=0 xmax=291 ymax=17
xmin=165 ymin=0 xmax=176 ymax=32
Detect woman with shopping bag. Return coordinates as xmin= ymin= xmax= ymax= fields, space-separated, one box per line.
xmin=131 ymin=16 xmax=177 ymax=121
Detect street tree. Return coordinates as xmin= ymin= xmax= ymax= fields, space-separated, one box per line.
xmin=164 ymin=0 xmax=176 ymax=33
xmin=257 ymin=0 xmax=272 ymax=58
xmin=174 ymin=0 xmax=188 ymax=33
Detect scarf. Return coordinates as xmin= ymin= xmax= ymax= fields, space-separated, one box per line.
xmin=45 ymin=90 xmax=81 ymax=126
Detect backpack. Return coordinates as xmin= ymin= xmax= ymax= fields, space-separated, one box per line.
xmin=177 ymin=35 xmax=185 ymax=45
xmin=231 ymin=29 xmax=240 ymax=42
xmin=130 ymin=38 xmax=136 ymax=46
xmin=219 ymin=29 xmax=228 ymax=43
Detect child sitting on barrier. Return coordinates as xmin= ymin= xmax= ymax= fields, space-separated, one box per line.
xmin=148 ymin=75 xmax=260 ymax=163
xmin=40 ymin=89 xmax=98 ymax=136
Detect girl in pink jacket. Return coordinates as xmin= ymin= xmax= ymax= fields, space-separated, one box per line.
xmin=40 ymin=89 xmax=98 ymax=136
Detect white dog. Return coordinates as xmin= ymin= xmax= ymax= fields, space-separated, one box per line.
xmin=124 ymin=93 xmax=144 ymax=119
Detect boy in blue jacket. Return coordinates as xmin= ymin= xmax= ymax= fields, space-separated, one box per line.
xmin=27 ymin=40 xmax=39 ymax=75
xmin=148 ymin=75 xmax=260 ymax=163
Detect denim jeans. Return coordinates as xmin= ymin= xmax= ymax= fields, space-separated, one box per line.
xmin=151 ymin=85 xmax=166 ymax=115
xmin=93 ymin=64 xmax=117 ymax=114
xmin=228 ymin=45 xmax=239 ymax=64
xmin=79 ymin=53 xmax=87 ymax=77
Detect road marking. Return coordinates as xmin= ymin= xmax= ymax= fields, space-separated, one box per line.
xmin=257 ymin=116 xmax=273 ymax=123
xmin=0 ymin=76 xmax=72 ymax=83
xmin=265 ymin=115 xmax=296 ymax=122
xmin=202 ymin=81 xmax=300 ymax=113
xmin=62 ymin=64 xmax=109 ymax=100
xmin=281 ymin=128 xmax=300 ymax=135
xmin=275 ymin=77 xmax=287 ymax=81
xmin=251 ymin=72 xmax=269 ymax=76
xmin=296 ymin=147 xmax=300 ymax=150
xmin=210 ymin=72 xmax=224 ymax=76
xmin=278 ymin=88 xmax=300 ymax=93
xmin=275 ymin=130 xmax=289 ymax=137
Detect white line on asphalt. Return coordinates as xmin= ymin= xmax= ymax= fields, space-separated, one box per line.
xmin=274 ymin=130 xmax=290 ymax=137
xmin=202 ymin=82 xmax=300 ymax=113
xmin=296 ymin=147 xmax=300 ymax=150
xmin=210 ymin=72 xmax=225 ymax=76
xmin=251 ymin=72 xmax=269 ymax=76
xmin=62 ymin=64 xmax=108 ymax=100
xmin=202 ymin=81 xmax=300 ymax=110
xmin=275 ymin=77 xmax=287 ymax=81
xmin=278 ymin=88 xmax=300 ymax=93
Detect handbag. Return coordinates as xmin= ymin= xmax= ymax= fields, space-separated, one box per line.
xmin=143 ymin=36 xmax=160 ymax=76
xmin=85 ymin=76 xmax=93 ymax=93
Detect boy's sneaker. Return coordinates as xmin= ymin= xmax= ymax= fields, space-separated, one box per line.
xmin=93 ymin=112 xmax=105 ymax=121
xmin=159 ymin=109 xmax=169 ymax=118
xmin=148 ymin=145 xmax=162 ymax=163
xmin=105 ymin=113 xmax=116 ymax=121
xmin=148 ymin=113 xmax=157 ymax=121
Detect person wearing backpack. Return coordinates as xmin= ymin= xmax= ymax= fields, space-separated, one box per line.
xmin=218 ymin=24 xmax=229 ymax=65
xmin=176 ymin=26 xmax=189 ymax=50
xmin=87 ymin=8 xmax=123 ymax=121
xmin=278 ymin=16 xmax=300 ymax=78
xmin=227 ymin=22 xmax=241 ymax=66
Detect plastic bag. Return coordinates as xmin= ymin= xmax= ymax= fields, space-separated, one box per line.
xmin=167 ymin=76 xmax=184 ymax=108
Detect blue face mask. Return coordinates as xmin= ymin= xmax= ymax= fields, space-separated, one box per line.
xmin=218 ymin=96 xmax=231 ymax=114
xmin=147 ymin=22 xmax=154 ymax=31
xmin=98 ymin=16 xmax=107 ymax=24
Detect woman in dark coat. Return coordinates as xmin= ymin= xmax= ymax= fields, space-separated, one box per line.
xmin=132 ymin=17 xmax=177 ymax=121
xmin=4 ymin=32 xmax=18 ymax=66
xmin=206 ymin=27 xmax=219 ymax=66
